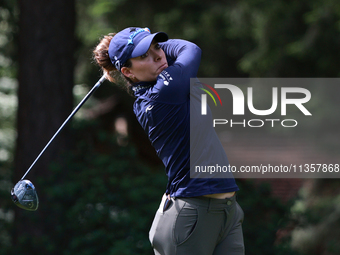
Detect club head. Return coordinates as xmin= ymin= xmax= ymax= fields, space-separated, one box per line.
xmin=11 ymin=180 xmax=39 ymax=211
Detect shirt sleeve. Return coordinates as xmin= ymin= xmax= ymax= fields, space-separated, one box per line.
xmin=150 ymin=39 xmax=202 ymax=104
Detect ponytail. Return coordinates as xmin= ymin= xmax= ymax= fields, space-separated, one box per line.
xmin=93 ymin=34 xmax=133 ymax=93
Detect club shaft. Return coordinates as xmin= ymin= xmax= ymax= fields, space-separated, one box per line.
xmin=20 ymin=75 xmax=106 ymax=180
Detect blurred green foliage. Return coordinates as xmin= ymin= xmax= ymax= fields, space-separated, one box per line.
xmin=289 ymin=179 xmax=340 ymax=255
xmin=0 ymin=1 xmax=17 ymax=78
xmin=75 ymin=0 xmax=340 ymax=80
xmin=0 ymin=77 xmax=17 ymax=250
xmin=0 ymin=0 xmax=18 ymax=172
xmin=0 ymin=77 xmax=17 ymax=165
xmin=237 ymin=180 xmax=300 ymax=255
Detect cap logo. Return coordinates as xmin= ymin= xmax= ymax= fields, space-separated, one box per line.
xmin=127 ymin=27 xmax=151 ymax=45
xmin=114 ymin=60 xmax=121 ymax=71
xmin=113 ymin=56 xmax=121 ymax=71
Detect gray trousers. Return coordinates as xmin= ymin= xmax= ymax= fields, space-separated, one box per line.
xmin=149 ymin=194 xmax=245 ymax=255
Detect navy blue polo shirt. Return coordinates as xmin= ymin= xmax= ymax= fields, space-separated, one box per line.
xmin=133 ymin=39 xmax=238 ymax=197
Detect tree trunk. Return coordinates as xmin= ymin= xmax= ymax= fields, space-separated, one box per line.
xmin=13 ymin=0 xmax=75 ymax=252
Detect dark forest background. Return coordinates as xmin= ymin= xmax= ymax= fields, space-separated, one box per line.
xmin=0 ymin=0 xmax=340 ymax=254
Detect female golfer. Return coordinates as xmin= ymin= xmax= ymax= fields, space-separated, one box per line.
xmin=93 ymin=27 xmax=244 ymax=255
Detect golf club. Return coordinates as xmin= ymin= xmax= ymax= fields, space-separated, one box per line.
xmin=11 ymin=75 xmax=106 ymax=211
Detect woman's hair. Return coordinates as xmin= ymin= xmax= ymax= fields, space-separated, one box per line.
xmin=93 ymin=33 xmax=133 ymax=93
